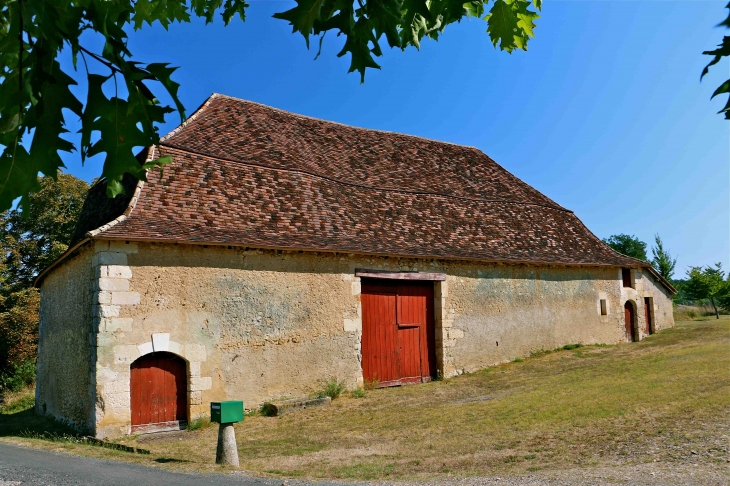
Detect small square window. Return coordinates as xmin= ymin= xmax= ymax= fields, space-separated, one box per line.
xmin=600 ymin=299 xmax=607 ymax=316
xmin=622 ymin=268 xmax=632 ymax=288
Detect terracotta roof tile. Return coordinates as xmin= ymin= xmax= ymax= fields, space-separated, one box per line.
xmin=82 ymin=94 xmax=649 ymax=269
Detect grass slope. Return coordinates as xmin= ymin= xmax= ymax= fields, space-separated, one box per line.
xmin=2 ymin=318 xmax=729 ymax=480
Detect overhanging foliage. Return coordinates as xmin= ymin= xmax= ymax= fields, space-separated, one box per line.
xmin=0 ymin=0 xmax=542 ymax=212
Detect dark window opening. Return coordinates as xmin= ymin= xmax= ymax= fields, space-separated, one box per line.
xmin=622 ymin=268 xmax=632 ymax=288
xmin=600 ymin=299 xmax=607 ymax=315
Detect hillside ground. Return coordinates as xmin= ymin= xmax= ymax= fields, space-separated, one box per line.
xmin=1 ymin=317 xmax=728 ymax=482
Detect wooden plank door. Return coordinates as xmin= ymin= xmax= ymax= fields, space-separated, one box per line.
xmin=361 ymin=284 xmax=401 ymax=386
xmin=396 ymin=282 xmax=436 ymax=382
xmin=644 ymin=297 xmax=652 ymax=334
xmin=131 ymin=352 xmax=187 ymax=432
xmin=624 ymin=301 xmax=635 ymax=342
xmin=362 ymin=280 xmax=435 ymax=387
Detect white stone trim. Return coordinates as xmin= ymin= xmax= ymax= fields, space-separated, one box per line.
xmin=138 ymin=341 xmax=153 ymax=356
xmin=152 ymin=333 xmax=170 ymax=352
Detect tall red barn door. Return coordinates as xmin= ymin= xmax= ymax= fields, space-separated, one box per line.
xmin=362 ymin=280 xmax=435 ymax=387
xmin=361 ymin=287 xmax=400 ymax=386
xmin=130 ymin=352 xmax=187 ymax=432
xmin=624 ymin=302 xmax=636 ymax=342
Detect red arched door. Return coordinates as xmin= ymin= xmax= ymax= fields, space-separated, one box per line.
xmin=624 ymin=301 xmax=636 ymax=342
xmin=130 ymin=352 xmax=187 ymax=433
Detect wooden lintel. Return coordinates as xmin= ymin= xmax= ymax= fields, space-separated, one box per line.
xmin=355 ymin=269 xmax=446 ymax=281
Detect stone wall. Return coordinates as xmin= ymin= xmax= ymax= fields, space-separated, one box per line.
xmin=440 ymin=265 xmax=673 ymax=376
xmin=36 ymin=247 xmax=95 ymax=431
xmin=52 ymin=241 xmax=673 ymax=438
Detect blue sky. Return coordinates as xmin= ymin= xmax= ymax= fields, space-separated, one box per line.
xmin=62 ymin=0 xmax=729 ymax=277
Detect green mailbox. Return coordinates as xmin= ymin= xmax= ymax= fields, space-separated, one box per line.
xmin=211 ymin=401 xmax=244 ymax=424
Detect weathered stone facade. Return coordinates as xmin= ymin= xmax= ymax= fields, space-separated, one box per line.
xmin=37 ymin=240 xmax=674 ymax=438
xmin=36 ymin=246 xmax=95 ymax=432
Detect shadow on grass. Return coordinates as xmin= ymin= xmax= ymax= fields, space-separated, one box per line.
xmin=154 ymin=457 xmax=192 ymax=464
xmin=0 ymin=404 xmax=81 ymax=439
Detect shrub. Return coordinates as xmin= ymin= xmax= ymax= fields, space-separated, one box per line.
xmin=317 ymin=377 xmax=346 ymax=400
xmin=350 ymin=388 xmax=367 ymax=398
xmin=562 ymin=344 xmax=582 ymax=351
xmin=529 ymin=349 xmax=552 ymax=359
xmin=0 ymin=360 xmax=36 ymax=395
xmin=186 ymin=416 xmax=212 ymax=431
xmin=363 ymin=378 xmax=380 ymax=389
xmin=0 ymin=386 xmax=35 ymax=414
xmin=260 ymin=402 xmax=277 ymax=417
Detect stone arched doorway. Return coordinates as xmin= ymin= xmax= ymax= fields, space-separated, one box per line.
xmin=624 ymin=301 xmax=638 ymax=342
xmin=130 ymin=352 xmax=188 ymax=433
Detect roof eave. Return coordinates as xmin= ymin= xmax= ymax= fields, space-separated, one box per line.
xmin=34 ymin=174 xmax=146 ymax=288
xmin=83 ymin=234 xmax=660 ymax=270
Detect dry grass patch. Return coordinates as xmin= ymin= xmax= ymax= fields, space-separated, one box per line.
xmin=2 ymin=318 xmax=729 ymax=480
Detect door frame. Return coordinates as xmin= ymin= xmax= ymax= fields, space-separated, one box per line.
xmin=624 ymin=300 xmax=638 ymax=342
xmin=644 ymin=296 xmax=654 ymax=335
xmin=360 ymin=278 xmax=438 ymax=387
xmin=130 ymin=351 xmax=189 ymax=434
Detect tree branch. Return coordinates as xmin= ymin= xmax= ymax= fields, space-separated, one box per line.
xmin=18 ymin=0 xmax=23 ymax=113
xmin=78 ymin=46 xmax=122 ymax=74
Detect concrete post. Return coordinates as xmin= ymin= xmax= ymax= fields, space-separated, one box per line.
xmin=215 ymin=423 xmax=239 ymax=466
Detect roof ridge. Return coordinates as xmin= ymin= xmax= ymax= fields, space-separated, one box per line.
xmin=204 ymin=93 xmax=482 ymax=151
xmin=159 ymin=144 xmax=574 ymax=213
xmin=163 ymin=93 xmax=568 ymax=212
xmin=160 ymin=93 xmax=220 ymax=143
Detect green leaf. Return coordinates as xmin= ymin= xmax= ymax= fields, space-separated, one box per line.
xmin=336 ymin=17 xmax=383 ymax=82
xmin=718 ymin=1 xmax=730 ymax=28
xmin=464 ymin=1 xmax=485 ymax=19
xmin=142 ymin=154 xmax=173 ymax=171
xmin=146 ymin=63 xmax=186 ymax=121
xmin=222 ymin=0 xmax=249 ymax=24
xmin=516 ymin=3 xmax=539 ymax=40
xmin=0 ymin=144 xmax=38 ymax=213
xmin=711 ymin=79 xmax=730 ymax=99
xmin=0 ymin=113 xmax=20 ymax=134
xmin=485 ymin=0 xmax=538 ymax=52
xmin=486 ymin=0 xmax=520 ymax=52
xmin=132 ymin=0 xmax=190 ymax=30
xmin=273 ymin=0 xmax=327 ymax=48
xmin=702 ymin=35 xmax=730 ymax=79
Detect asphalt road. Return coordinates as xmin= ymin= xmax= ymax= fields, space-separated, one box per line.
xmin=0 ymin=442 xmax=319 ymax=486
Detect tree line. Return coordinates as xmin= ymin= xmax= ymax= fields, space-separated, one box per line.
xmin=0 ymin=173 xmax=88 ymax=395
xmin=602 ymin=234 xmax=730 ymax=319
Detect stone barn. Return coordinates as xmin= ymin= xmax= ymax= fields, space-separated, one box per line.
xmin=34 ymin=94 xmax=676 ymax=438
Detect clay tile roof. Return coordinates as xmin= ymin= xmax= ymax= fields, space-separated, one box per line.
xmin=73 ymin=93 xmax=664 ymax=277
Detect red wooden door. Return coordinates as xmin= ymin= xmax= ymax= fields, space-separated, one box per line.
xmin=644 ymin=297 xmax=652 ymax=334
xmin=131 ymin=352 xmax=187 ymax=431
xmin=624 ymin=301 xmax=635 ymax=342
xmin=361 ymin=286 xmax=400 ymax=386
xmin=362 ymin=280 xmax=435 ymax=387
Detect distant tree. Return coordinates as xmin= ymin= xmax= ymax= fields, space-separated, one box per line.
xmin=1 ymin=173 xmax=89 ymax=292
xmin=0 ymin=172 xmax=88 ymax=393
xmin=650 ymin=234 xmax=677 ymax=280
xmin=602 ymin=234 xmax=648 ymax=261
xmin=670 ymin=278 xmax=689 ymax=306
xmin=718 ymin=278 xmax=730 ymax=314
xmin=684 ymin=263 xmax=729 ymax=319
xmin=0 ymin=289 xmax=40 ymax=392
